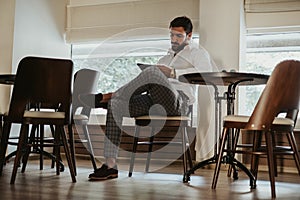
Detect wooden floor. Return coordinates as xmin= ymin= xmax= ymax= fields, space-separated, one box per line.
xmin=0 ymin=157 xmax=299 ymax=200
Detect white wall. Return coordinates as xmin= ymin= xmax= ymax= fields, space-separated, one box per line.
xmin=12 ymin=0 xmax=71 ymax=72
xmin=195 ymin=0 xmax=243 ymax=160
xmin=199 ymin=0 xmax=242 ymax=69
xmin=0 ymin=0 xmax=15 ymax=113
xmin=6 ymin=0 xmax=71 ymax=152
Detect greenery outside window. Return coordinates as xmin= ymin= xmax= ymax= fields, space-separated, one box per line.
xmin=239 ymin=32 xmax=300 ymax=123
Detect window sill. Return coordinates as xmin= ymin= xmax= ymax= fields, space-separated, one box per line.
xmin=88 ymin=114 xmax=135 ymax=126
xmin=87 ymin=113 xmax=198 ymax=128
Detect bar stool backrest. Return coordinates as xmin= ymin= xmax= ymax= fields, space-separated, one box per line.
xmin=7 ymin=56 xmax=73 ymax=124
xmin=246 ymin=60 xmax=300 ymax=130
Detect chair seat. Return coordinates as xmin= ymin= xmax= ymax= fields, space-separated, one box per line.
xmin=24 ymin=111 xmax=65 ymax=119
xmin=135 ymin=115 xmax=191 ymax=127
xmin=224 ymin=115 xmax=294 ymax=125
xmin=135 ymin=115 xmax=190 ymax=121
xmin=73 ymin=114 xmax=89 ymax=121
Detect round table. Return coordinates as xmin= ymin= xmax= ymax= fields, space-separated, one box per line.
xmin=0 ymin=74 xmax=15 ymax=85
xmin=179 ymin=71 xmax=269 ymax=115
xmin=178 ymin=71 xmax=269 ymax=86
xmin=179 ymin=71 xmax=269 ymax=184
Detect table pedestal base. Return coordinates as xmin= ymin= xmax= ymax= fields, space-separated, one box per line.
xmin=183 ymin=155 xmax=256 ymax=189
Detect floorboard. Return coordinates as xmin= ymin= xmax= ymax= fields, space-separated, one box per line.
xmin=0 ymin=157 xmax=299 ymax=200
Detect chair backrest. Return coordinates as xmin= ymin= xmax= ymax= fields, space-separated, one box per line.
xmin=7 ymin=56 xmax=73 ymax=124
xmin=72 ymin=68 xmax=100 ymax=115
xmin=246 ymin=60 xmax=300 ymax=130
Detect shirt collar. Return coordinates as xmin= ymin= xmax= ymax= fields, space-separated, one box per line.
xmin=167 ymin=44 xmax=191 ymax=56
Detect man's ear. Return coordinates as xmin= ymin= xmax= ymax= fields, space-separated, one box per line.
xmin=187 ymin=32 xmax=192 ymax=40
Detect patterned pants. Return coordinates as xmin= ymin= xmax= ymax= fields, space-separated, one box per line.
xmin=104 ymin=66 xmax=188 ymax=158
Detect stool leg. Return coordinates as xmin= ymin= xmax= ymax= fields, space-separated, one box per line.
xmin=250 ymin=131 xmax=262 ymax=180
xmin=59 ymin=125 xmax=76 ymax=182
xmin=227 ymin=128 xmax=240 ymax=179
xmin=287 ymin=131 xmax=300 ymax=174
xmin=0 ymin=122 xmax=12 ymax=176
xmin=145 ymin=127 xmax=155 ymax=173
xmin=10 ymin=124 xmax=29 ymax=184
xmin=68 ymin=124 xmax=77 ymax=175
xmin=39 ymin=125 xmax=44 ymax=170
xmin=129 ymin=126 xmax=140 ymax=177
xmin=265 ymin=131 xmax=276 ymax=198
xmin=212 ymin=127 xmax=228 ymax=189
xmin=50 ymin=125 xmax=56 ymax=168
xmin=20 ymin=125 xmax=36 ymax=173
xmin=82 ymin=123 xmax=97 ymax=171
xmin=53 ymin=126 xmax=62 ymax=175
xmin=184 ymin=126 xmax=193 ymax=169
xmin=181 ymin=126 xmax=188 ymax=175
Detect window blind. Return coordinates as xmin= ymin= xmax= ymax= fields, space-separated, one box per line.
xmin=244 ymin=0 xmax=300 ymax=13
xmin=66 ymin=0 xmax=199 ymax=43
xmin=244 ymin=0 xmax=300 ymax=33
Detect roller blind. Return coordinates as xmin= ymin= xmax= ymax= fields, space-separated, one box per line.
xmin=244 ymin=0 xmax=300 ymax=13
xmin=66 ymin=0 xmax=199 ymax=43
xmin=244 ymin=0 xmax=300 ymax=32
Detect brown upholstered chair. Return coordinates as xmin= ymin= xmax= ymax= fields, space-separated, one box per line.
xmin=128 ymin=106 xmax=194 ymax=180
xmin=0 ymin=56 xmax=76 ymax=184
xmin=211 ymin=60 xmax=300 ymax=198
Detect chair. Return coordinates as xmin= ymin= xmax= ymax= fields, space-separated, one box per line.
xmin=0 ymin=56 xmax=76 ymax=184
xmin=211 ymin=60 xmax=300 ymax=198
xmin=68 ymin=68 xmax=100 ymax=173
xmin=4 ymin=118 xmax=64 ymax=172
xmin=128 ymin=105 xmax=194 ymax=180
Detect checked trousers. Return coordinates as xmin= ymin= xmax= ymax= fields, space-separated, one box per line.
xmin=104 ymin=66 xmax=188 ymax=158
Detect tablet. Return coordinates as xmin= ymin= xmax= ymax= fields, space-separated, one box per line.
xmin=137 ymin=63 xmax=155 ymax=70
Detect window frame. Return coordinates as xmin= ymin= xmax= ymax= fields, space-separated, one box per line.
xmin=239 ymin=31 xmax=300 ymax=128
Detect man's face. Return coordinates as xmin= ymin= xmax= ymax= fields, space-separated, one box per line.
xmin=169 ymin=27 xmax=191 ymax=52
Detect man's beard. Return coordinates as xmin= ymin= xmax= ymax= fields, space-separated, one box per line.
xmin=171 ymin=42 xmax=187 ymax=52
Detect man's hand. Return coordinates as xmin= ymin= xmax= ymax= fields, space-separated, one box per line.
xmin=157 ymin=65 xmax=174 ymax=78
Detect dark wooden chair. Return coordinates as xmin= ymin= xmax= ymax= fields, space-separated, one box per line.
xmin=128 ymin=105 xmax=194 ymax=179
xmin=211 ymin=60 xmax=300 ymax=198
xmin=0 ymin=56 xmax=76 ymax=184
xmin=68 ymin=68 xmax=100 ymax=174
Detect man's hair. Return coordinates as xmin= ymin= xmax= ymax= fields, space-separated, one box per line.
xmin=169 ymin=16 xmax=193 ymax=34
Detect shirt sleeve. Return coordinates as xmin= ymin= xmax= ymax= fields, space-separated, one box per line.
xmin=190 ymin=46 xmax=215 ymax=73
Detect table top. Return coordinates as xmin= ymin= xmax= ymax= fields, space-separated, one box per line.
xmin=178 ymin=71 xmax=269 ymax=86
xmin=0 ymin=74 xmax=16 ymax=85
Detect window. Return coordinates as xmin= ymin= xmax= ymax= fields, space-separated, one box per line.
xmin=239 ymin=32 xmax=300 ymax=117
xmin=72 ymin=40 xmax=167 ymax=93
xmin=71 ymin=36 xmax=200 ymax=125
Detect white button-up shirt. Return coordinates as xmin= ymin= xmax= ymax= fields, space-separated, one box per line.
xmin=157 ymin=43 xmax=215 ymax=104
